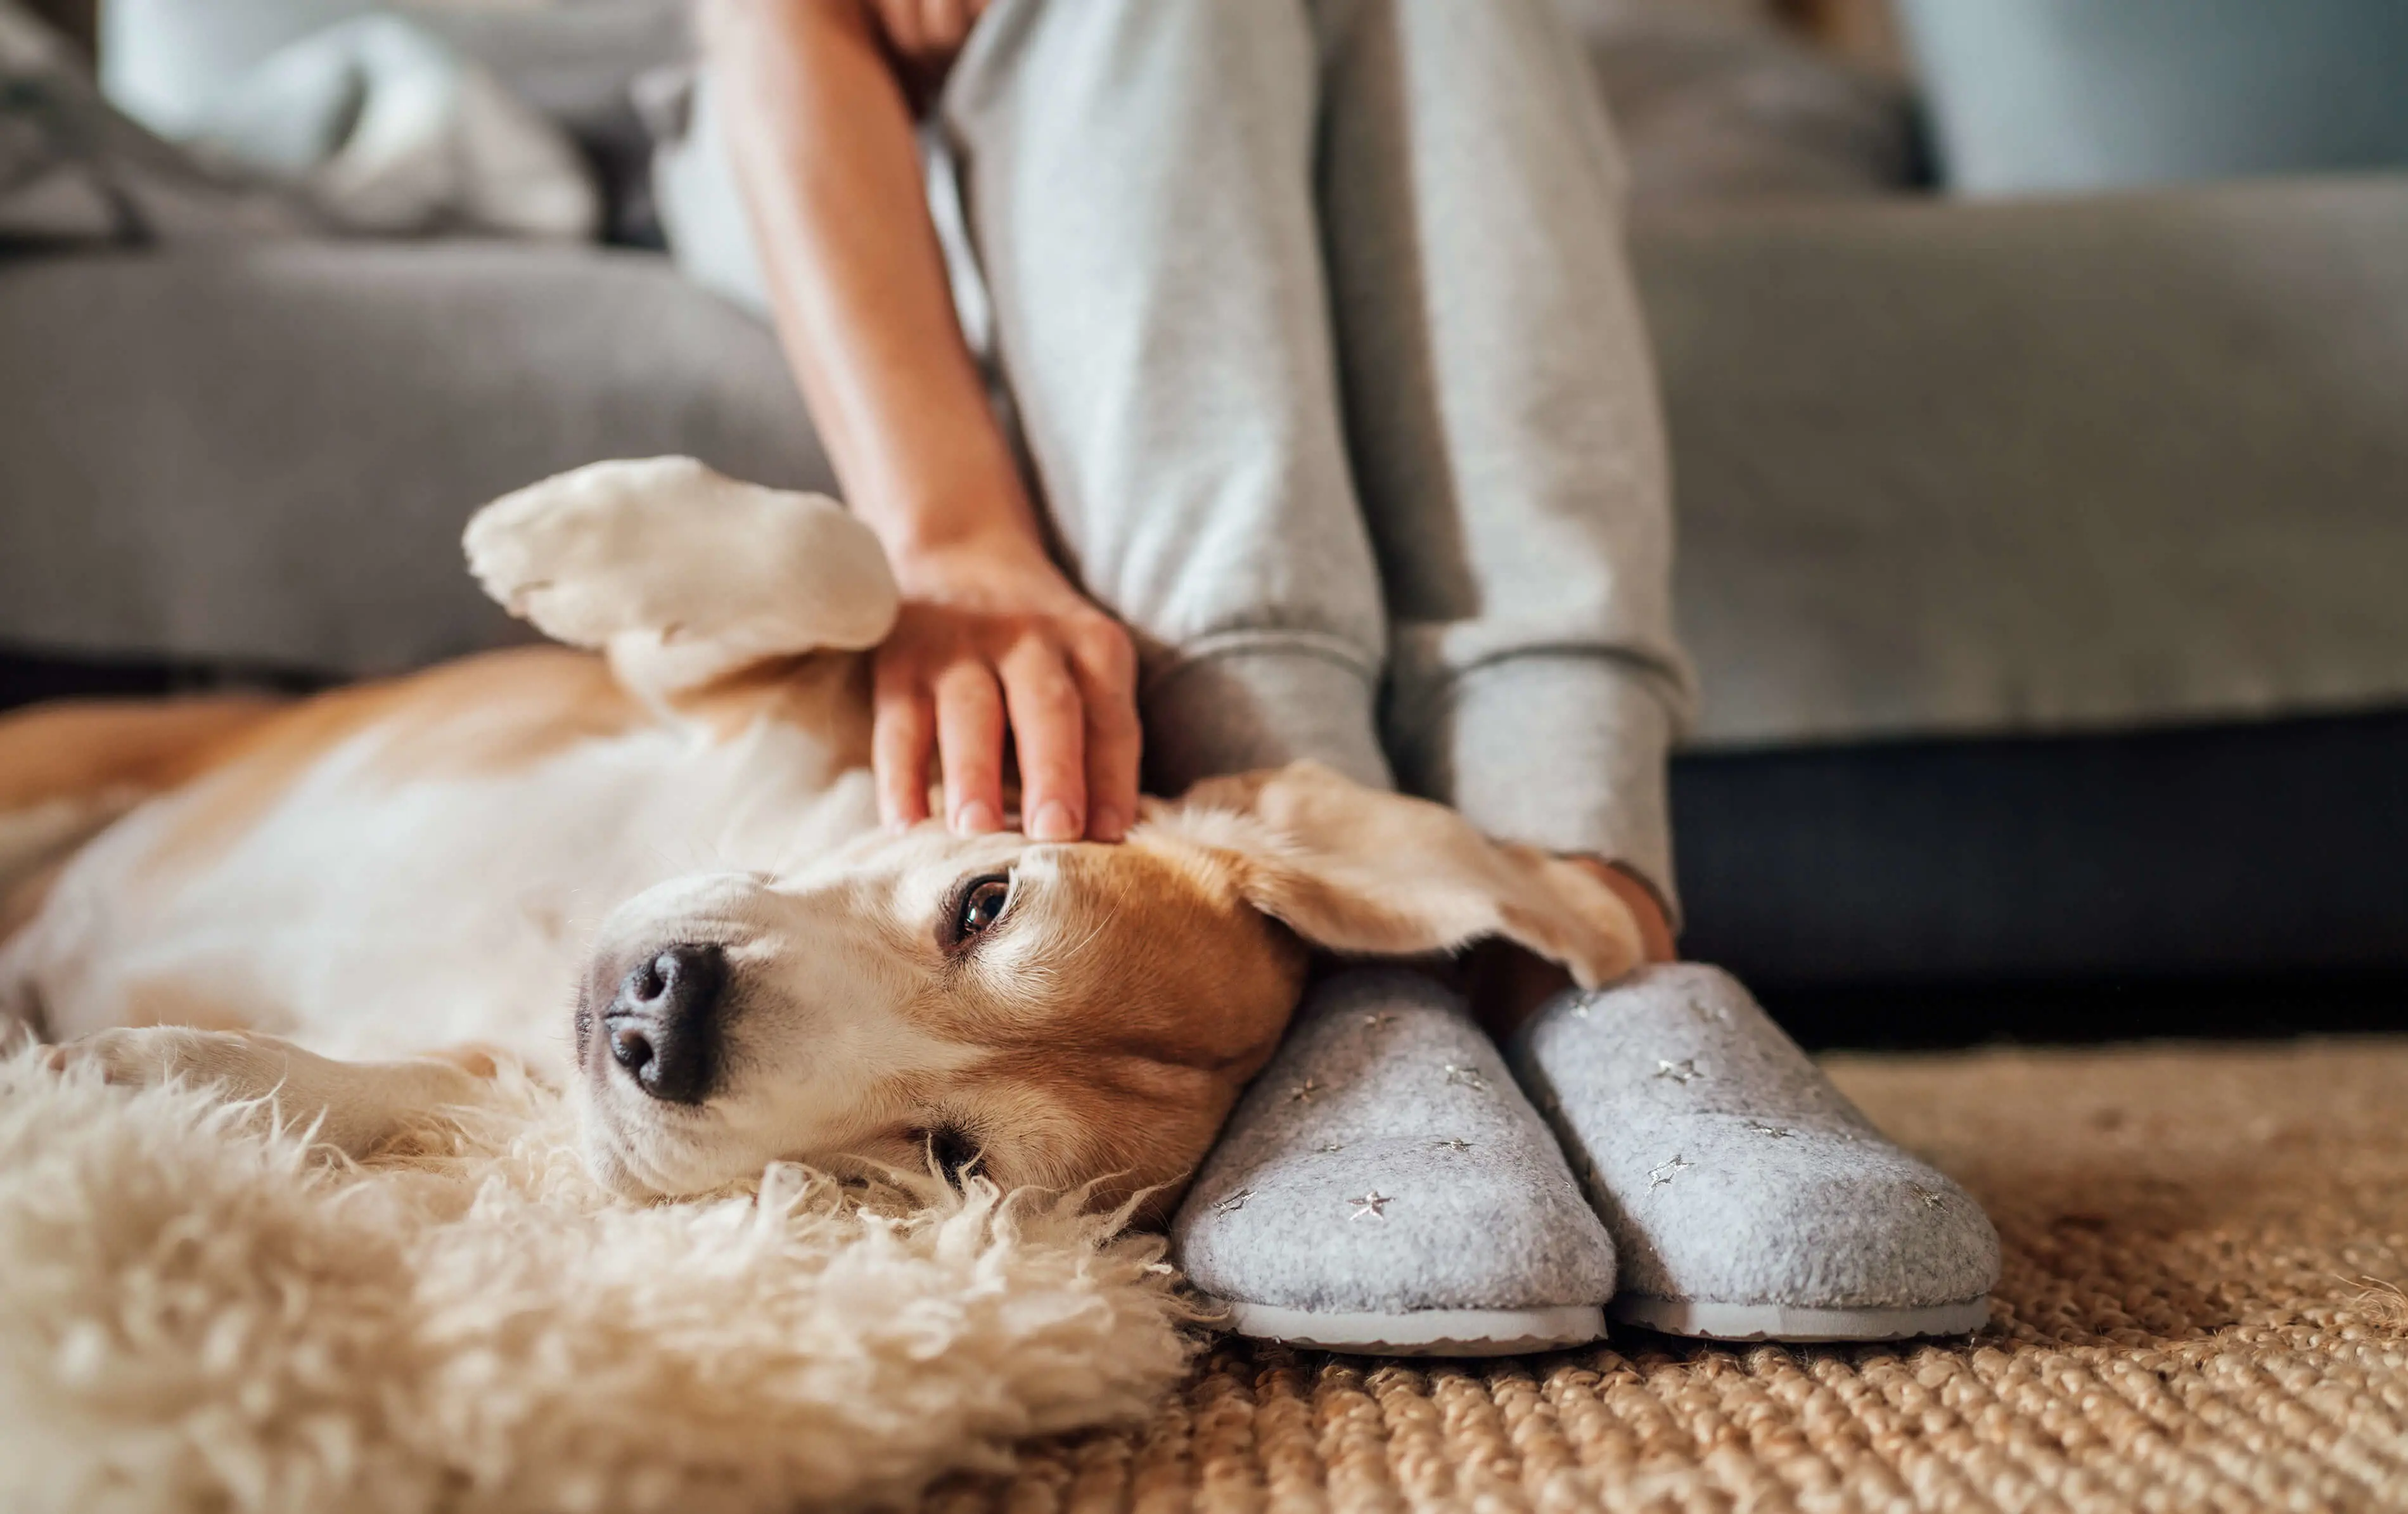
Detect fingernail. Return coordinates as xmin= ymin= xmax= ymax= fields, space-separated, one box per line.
xmin=885 ymin=815 xmax=912 ymax=835
xmin=1030 ymin=800 xmax=1078 ymax=841
xmin=1090 ymin=806 xmax=1125 ymax=842
xmin=954 ymin=800 xmax=1000 ymax=834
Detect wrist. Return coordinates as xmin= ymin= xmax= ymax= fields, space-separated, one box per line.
xmin=876 ymin=512 xmax=1054 ymax=593
xmin=850 ymin=456 xmax=1045 ymax=572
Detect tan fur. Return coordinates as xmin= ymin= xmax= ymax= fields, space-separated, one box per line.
xmin=144 ymin=647 xmax=640 ymax=873
xmin=0 ymin=694 xmax=284 ymax=901
xmin=0 ymin=693 xmax=285 ymax=814
xmin=3 ymin=458 xmax=1641 ymax=1207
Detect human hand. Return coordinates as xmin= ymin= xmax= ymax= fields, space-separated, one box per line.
xmin=874 ymin=529 xmax=1141 ymax=843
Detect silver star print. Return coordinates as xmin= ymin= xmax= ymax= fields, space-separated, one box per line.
xmin=1348 ymin=1191 xmax=1391 ymax=1221
xmin=1910 ymin=1184 xmax=1946 ymax=1210
xmin=1654 ymin=1058 xmax=1701 ymax=1084
xmin=1570 ymin=1001 xmax=1592 ymax=1020
xmin=1686 ymin=998 xmax=1728 ymax=1023
xmin=1212 ymin=1188 xmax=1253 ymax=1214
xmin=1743 ymin=1120 xmax=1795 ymax=1139
xmin=1431 ymin=1138 xmax=1473 ymax=1152
xmin=1361 ymin=1011 xmax=1397 ymax=1030
xmin=1442 ymin=1063 xmax=1489 ymax=1091
xmin=1648 ymin=1155 xmax=1693 ymax=1187
xmin=1320 ymin=1142 xmax=1346 ymax=1155
xmin=1288 ymin=1078 xmax=1322 ymax=1104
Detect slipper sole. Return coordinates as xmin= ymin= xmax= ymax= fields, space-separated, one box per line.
xmin=1611 ymin=1293 xmax=1991 ymax=1342
xmin=1215 ymin=1300 xmax=1606 ymax=1356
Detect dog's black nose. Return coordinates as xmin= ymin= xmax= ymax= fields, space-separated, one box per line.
xmin=604 ymin=943 xmax=726 ymax=1104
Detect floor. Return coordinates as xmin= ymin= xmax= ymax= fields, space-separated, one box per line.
xmin=925 ymin=1039 xmax=2408 ymax=1513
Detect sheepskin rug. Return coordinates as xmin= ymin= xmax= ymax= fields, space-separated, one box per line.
xmin=0 ymin=1050 xmax=1202 ymax=1513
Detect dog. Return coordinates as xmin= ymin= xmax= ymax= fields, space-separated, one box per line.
xmin=0 ymin=458 xmax=1642 ymax=1208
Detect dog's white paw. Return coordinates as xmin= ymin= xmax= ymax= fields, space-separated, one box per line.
xmin=48 ymin=1025 xmax=289 ymax=1100
xmin=463 ymin=458 xmax=899 ymax=686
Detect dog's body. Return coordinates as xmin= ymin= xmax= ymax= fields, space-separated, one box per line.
xmin=1 ymin=460 xmax=1641 ymax=1204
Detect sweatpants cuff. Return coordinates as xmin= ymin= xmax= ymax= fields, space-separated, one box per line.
xmin=1393 ymin=655 xmax=1681 ymax=921
xmin=1143 ymin=642 xmax=1394 ymax=797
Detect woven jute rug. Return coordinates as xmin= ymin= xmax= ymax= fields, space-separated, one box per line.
xmin=925 ymin=1038 xmax=2408 ymax=1513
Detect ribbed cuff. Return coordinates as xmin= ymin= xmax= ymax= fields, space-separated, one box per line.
xmin=1390 ymin=654 xmax=1680 ymax=921
xmin=1142 ymin=640 xmax=1395 ymax=797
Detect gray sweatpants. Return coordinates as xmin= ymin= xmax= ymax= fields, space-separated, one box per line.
xmin=671 ymin=0 xmax=1692 ymax=907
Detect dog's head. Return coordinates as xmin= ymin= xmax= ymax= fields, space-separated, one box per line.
xmin=574 ymin=761 xmax=1641 ymax=1207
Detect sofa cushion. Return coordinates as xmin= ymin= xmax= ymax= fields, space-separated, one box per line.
xmin=0 ymin=243 xmax=828 ymax=674
xmin=1897 ymin=0 xmax=2408 ymax=196
xmin=1639 ymin=175 xmax=2408 ymax=748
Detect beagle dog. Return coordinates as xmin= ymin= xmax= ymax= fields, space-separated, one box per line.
xmin=0 ymin=459 xmax=1641 ymax=1207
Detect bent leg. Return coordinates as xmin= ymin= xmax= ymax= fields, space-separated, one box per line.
xmin=1313 ymin=0 xmax=1691 ymax=909
xmin=935 ymin=0 xmax=1394 ymax=796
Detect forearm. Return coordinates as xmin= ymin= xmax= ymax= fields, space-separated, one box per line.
xmin=700 ymin=0 xmax=1037 ymax=560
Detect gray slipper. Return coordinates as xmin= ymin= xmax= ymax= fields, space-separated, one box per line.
xmin=1171 ymin=968 xmax=1617 ymax=1356
xmin=1508 ymin=964 xmax=2000 ymax=1342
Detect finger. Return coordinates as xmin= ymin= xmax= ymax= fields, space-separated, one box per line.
xmin=922 ymin=0 xmax=967 ymax=51
xmin=932 ymin=660 xmax=1008 ymax=833
xmin=873 ymin=0 xmax=923 ymax=56
xmin=1068 ymin=622 xmax=1141 ymax=841
xmin=872 ymin=662 xmax=936 ymax=830
xmin=1000 ymin=639 xmax=1086 ymax=842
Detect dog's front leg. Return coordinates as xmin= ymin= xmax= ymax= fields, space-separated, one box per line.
xmin=47 ymin=1027 xmax=497 ymax=1157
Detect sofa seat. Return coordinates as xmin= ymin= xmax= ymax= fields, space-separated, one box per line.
xmin=0 ymin=242 xmax=823 ymax=674
xmin=1643 ymin=174 xmax=2408 ymax=750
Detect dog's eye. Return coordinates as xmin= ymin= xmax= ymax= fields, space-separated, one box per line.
xmin=949 ymin=873 xmax=1013 ymax=944
xmin=920 ymin=1124 xmax=980 ymax=1186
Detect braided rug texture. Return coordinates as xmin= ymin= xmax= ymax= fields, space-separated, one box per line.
xmin=928 ymin=1039 xmax=2408 ymax=1513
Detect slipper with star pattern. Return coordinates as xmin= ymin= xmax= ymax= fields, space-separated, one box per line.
xmin=1171 ymin=969 xmax=1616 ymax=1356
xmin=1509 ymin=964 xmax=1999 ymax=1342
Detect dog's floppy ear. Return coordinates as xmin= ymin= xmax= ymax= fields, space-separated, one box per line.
xmin=1144 ymin=761 xmax=1644 ymax=989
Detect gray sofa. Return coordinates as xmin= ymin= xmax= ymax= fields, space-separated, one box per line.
xmin=6 ymin=2 xmax=2407 ymax=994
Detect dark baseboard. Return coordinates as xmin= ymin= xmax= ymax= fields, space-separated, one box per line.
xmin=1673 ymin=709 xmax=2408 ymax=985
xmin=1760 ymin=969 xmax=2408 ymax=1052
xmin=0 ymin=646 xmax=327 ymax=710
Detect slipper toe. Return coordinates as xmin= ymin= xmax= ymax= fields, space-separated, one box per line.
xmin=1512 ymin=963 xmax=2001 ymax=1342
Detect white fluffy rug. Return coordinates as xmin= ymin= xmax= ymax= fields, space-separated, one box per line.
xmin=0 ymin=1052 xmax=1201 ymax=1513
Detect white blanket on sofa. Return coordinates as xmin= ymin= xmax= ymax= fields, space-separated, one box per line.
xmin=0 ymin=0 xmax=594 ymax=245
